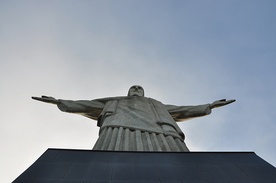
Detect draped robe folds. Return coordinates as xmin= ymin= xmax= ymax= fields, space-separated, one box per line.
xmin=57 ymin=96 xmax=211 ymax=152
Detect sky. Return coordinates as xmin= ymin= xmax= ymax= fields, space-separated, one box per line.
xmin=1 ymin=0 xmax=276 ymax=182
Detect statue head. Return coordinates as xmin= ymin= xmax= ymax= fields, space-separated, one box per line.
xmin=128 ymin=85 xmax=144 ymax=97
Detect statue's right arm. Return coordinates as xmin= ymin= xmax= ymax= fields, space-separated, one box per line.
xmin=57 ymin=99 xmax=105 ymax=113
xmin=32 ymin=95 xmax=105 ymax=114
xmin=32 ymin=96 xmax=59 ymax=104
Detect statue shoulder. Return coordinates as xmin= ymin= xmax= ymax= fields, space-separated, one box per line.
xmin=93 ymin=96 xmax=128 ymax=103
xmin=147 ymin=97 xmax=163 ymax=105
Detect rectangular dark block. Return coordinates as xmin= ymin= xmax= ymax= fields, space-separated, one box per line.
xmin=111 ymin=164 xmax=134 ymax=181
xmin=219 ymin=165 xmax=252 ymax=181
xmin=157 ymin=165 xmax=206 ymax=181
xmin=112 ymin=164 xmax=158 ymax=181
xmin=82 ymin=180 xmax=110 ymax=183
xmin=92 ymin=151 xmax=133 ymax=165
xmin=13 ymin=149 xmax=276 ymax=183
xmin=172 ymin=182 xmax=207 ymax=183
xmin=238 ymin=164 xmax=276 ymax=181
xmin=37 ymin=149 xmax=59 ymax=162
xmin=133 ymin=182 xmax=159 ymax=183
xmin=33 ymin=178 xmax=83 ymax=183
xmin=12 ymin=178 xmax=36 ymax=183
xmin=198 ymin=165 xmax=227 ymax=181
xmin=208 ymin=152 xmax=269 ymax=166
xmin=17 ymin=162 xmax=71 ymax=180
xmin=63 ymin=162 xmax=91 ymax=179
xmin=52 ymin=150 xmax=95 ymax=163
xmin=83 ymin=163 xmax=113 ymax=180
xmin=133 ymin=152 xmax=173 ymax=165
xmin=60 ymin=180 xmax=84 ymax=183
xmin=171 ymin=153 xmax=213 ymax=165
xmin=33 ymin=178 xmax=60 ymax=183
xmin=83 ymin=181 xmax=109 ymax=183
xmin=133 ymin=164 xmax=159 ymax=180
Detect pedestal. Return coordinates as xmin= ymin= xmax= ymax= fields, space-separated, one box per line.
xmin=14 ymin=149 xmax=276 ymax=182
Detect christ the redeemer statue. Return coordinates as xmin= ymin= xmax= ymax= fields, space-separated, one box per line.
xmin=32 ymin=85 xmax=235 ymax=152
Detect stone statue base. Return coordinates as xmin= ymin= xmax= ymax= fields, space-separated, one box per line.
xmin=14 ymin=149 xmax=276 ymax=182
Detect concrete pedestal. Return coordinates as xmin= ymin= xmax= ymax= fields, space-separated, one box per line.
xmin=14 ymin=149 xmax=276 ymax=183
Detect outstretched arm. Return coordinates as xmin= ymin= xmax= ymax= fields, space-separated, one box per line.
xmin=32 ymin=96 xmax=60 ymax=104
xmin=166 ymin=99 xmax=235 ymax=122
xmin=210 ymin=99 xmax=236 ymax=109
xmin=32 ymin=95 xmax=105 ymax=120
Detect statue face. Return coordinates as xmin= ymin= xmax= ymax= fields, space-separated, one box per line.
xmin=128 ymin=85 xmax=144 ymax=97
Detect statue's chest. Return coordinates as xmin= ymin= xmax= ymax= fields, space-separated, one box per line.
xmin=120 ymin=97 xmax=151 ymax=111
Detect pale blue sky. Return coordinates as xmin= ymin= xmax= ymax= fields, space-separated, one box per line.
xmin=1 ymin=1 xmax=276 ymax=182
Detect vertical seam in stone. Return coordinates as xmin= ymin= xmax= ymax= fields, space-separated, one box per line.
xmin=129 ymin=130 xmax=135 ymax=151
xmin=135 ymin=130 xmax=143 ymax=151
xmin=123 ymin=128 xmax=130 ymax=151
xmin=175 ymin=138 xmax=189 ymax=152
xmin=158 ymin=134 xmax=171 ymax=151
xmin=141 ymin=132 xmax=148 ymax=151
xmin=175 ymin=138 xmax=185 ymax=151
xmin=152 ymin=133 xmax=162 ymax=151
xmin=93 ymin=127 xmax=107 ymax=150
xmin=101 ymin=127 xmax=113 ymax=150
xmin=114 ymin=127 xmax=123 ymax=150
xmin=167 ymin=136 xmax=180 ymax=151
xmin=145 ymin=132 xmax=154 ymax=151
xmin=108 ymin=127 xmax=118 ymax=150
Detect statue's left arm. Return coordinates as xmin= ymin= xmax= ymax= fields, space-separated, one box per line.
xmin=165 ymin=99 xmax=235 ymax=122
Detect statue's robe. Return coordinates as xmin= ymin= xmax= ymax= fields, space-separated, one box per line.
xmin=57 ymin=96 xmax=211 ymax=152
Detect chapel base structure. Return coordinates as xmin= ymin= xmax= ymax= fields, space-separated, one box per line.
xmin=14 ymin=149 xmax=276 ymax=183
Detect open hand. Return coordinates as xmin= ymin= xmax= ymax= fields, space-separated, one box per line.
xmin=210 ymin=99 xmax=235 ymax=109
xmin=32 ymin=96 xmax=60 ymax=105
